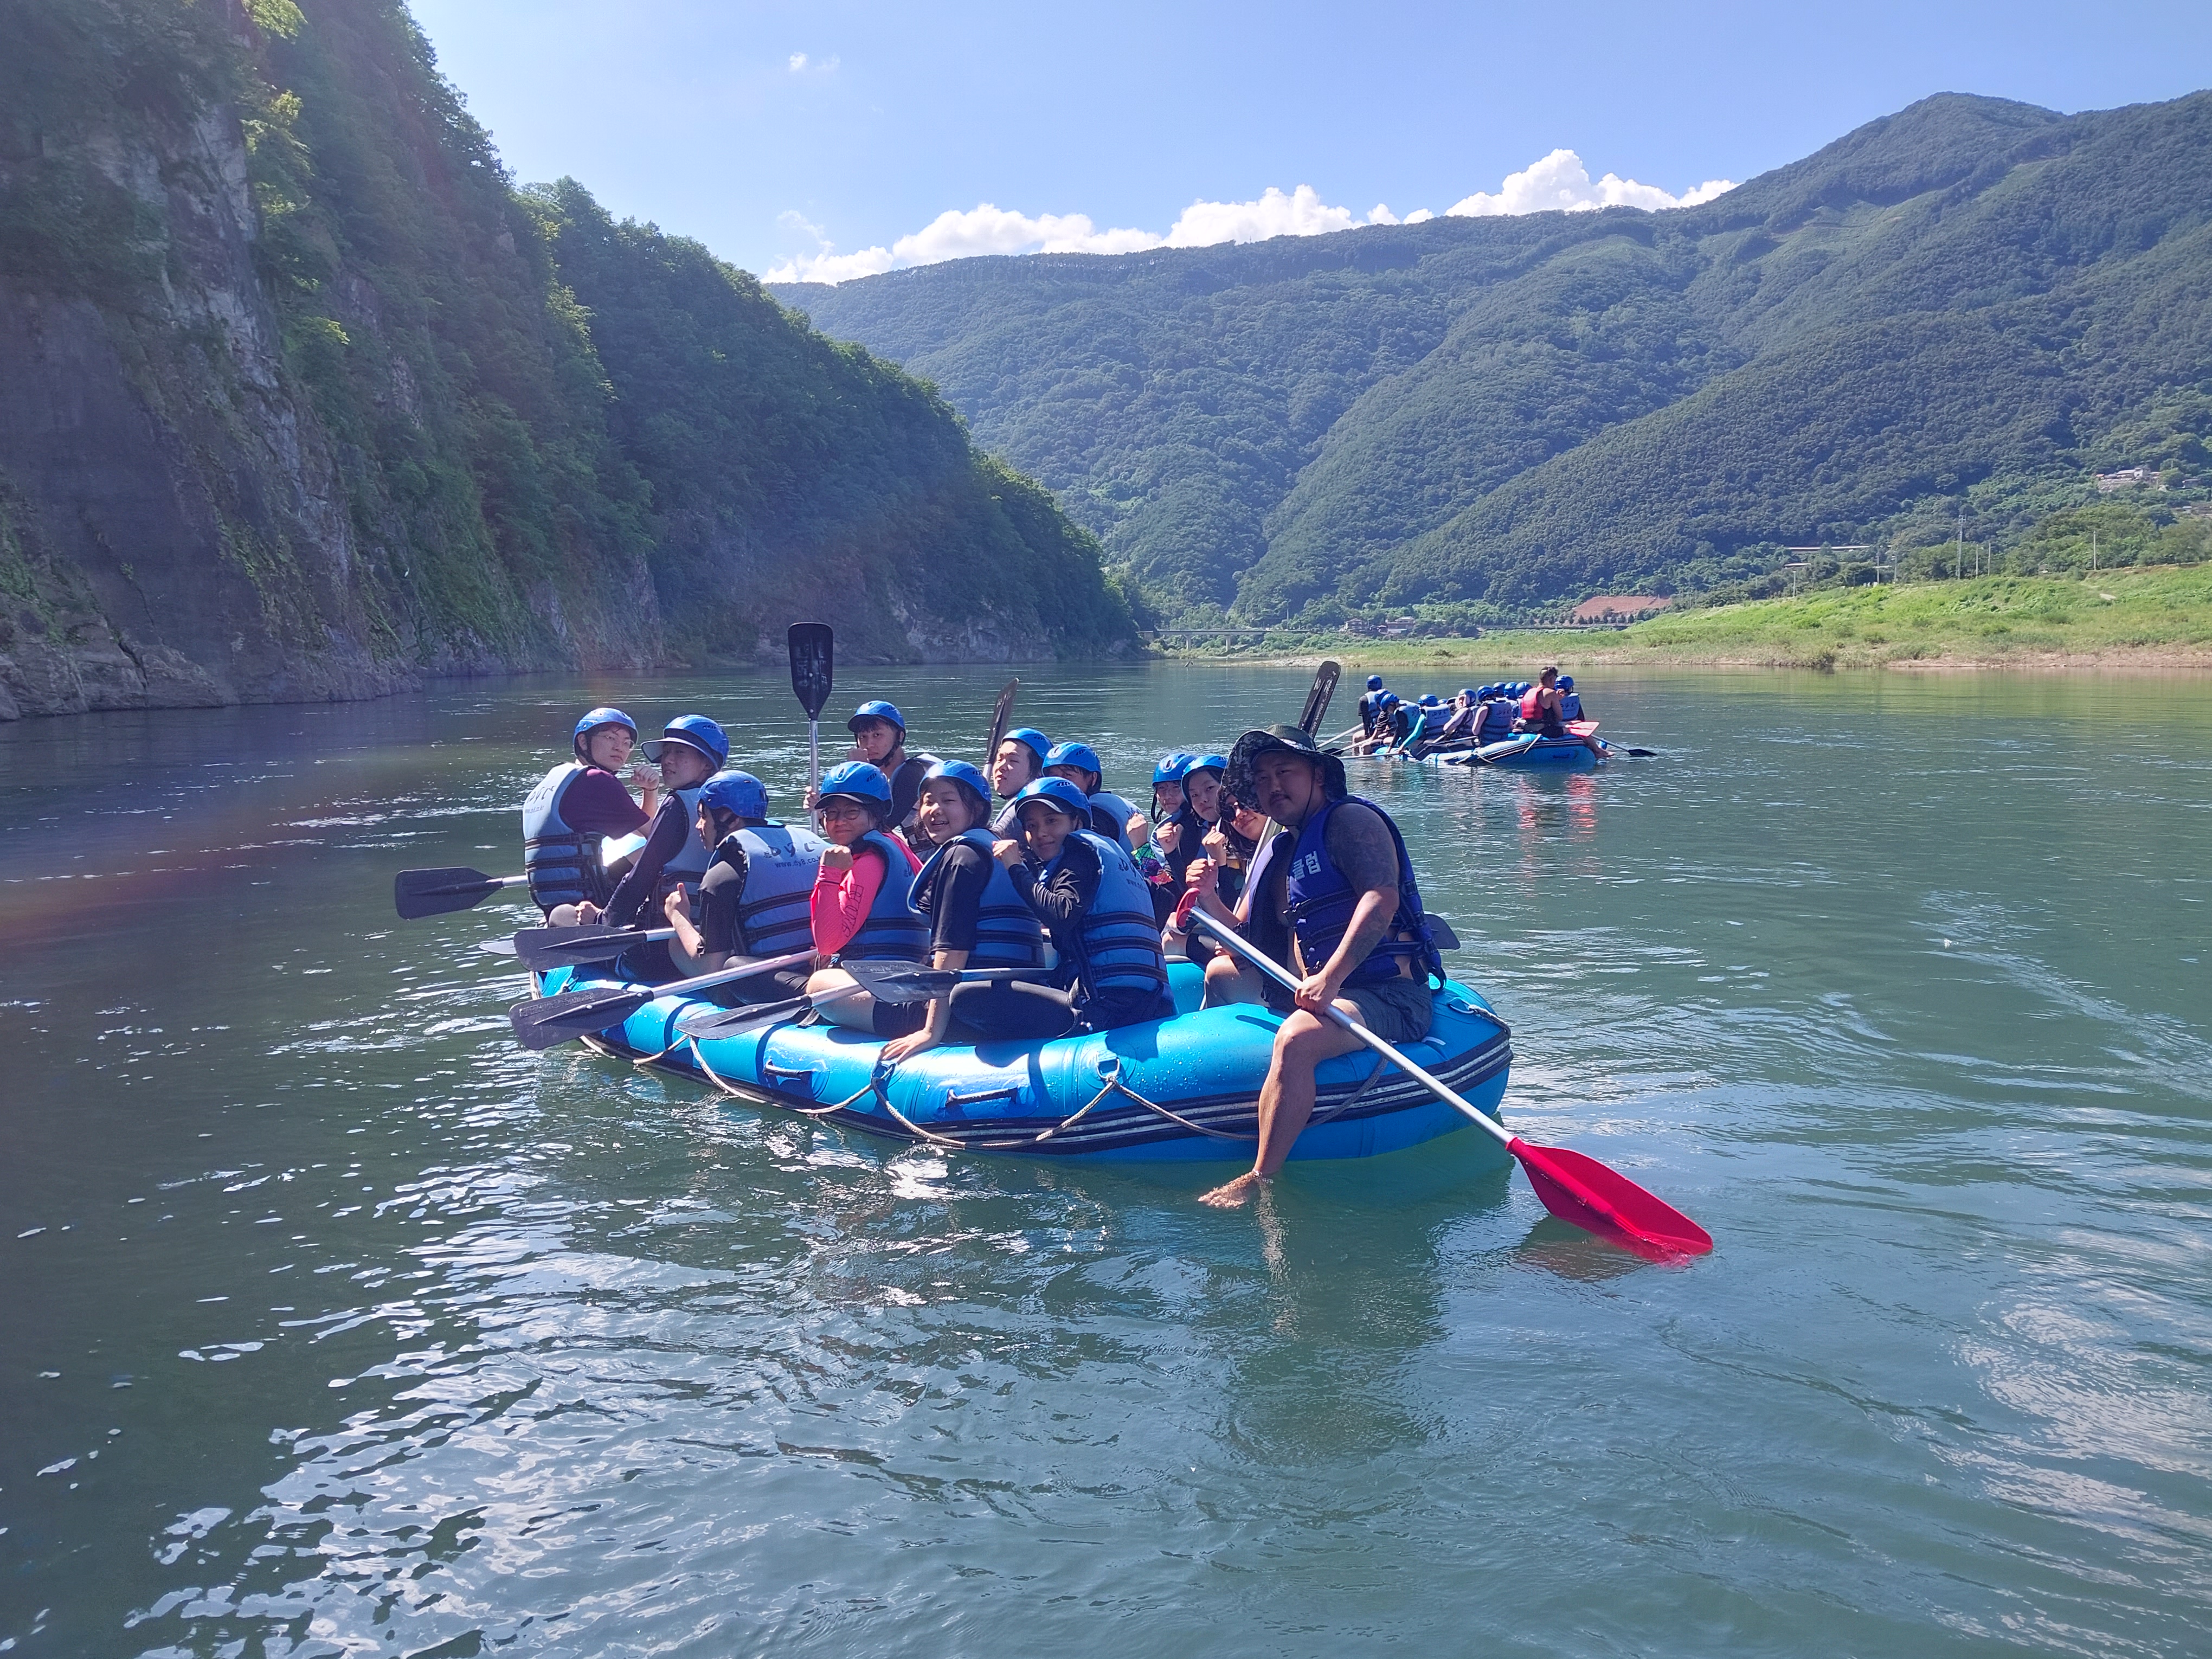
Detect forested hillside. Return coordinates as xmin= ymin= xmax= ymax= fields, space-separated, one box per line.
xmin=0 ymin=0 xmax=1129 ymax=719
xmin=777 ymin=93 xmax=2212 ymax=625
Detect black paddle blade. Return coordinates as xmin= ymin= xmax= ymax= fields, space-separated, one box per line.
xmin=395 ymin=866 xmax=510 ymax=919
xmin=985 ymin=678 xmax=1019 ymax=762
xmin=1298 ymin=660 xmax=1341 ymax=738
xmin=842 ymin=960 xmax=960 ymax=1005
xmin=512 ymin=925 xmax=656 ymax=972
xmin=673 ymin=992 xmax=814 ymax=1040
xmin=787 ymin=623 xmax=834 ymax=721
xmin=507 ymin=984 xmax=655 ymax=1051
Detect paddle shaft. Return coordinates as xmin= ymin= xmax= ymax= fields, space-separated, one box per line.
xmin=550 ymin=946 xmax=815 ymax=1007
xmin=1188 ymin=911 xmax=1513 ymax=1154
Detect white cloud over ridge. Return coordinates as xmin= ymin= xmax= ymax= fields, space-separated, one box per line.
xmin=763 ymin=152 xmax=1734 ymax=284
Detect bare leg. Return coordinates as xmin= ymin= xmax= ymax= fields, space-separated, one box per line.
xmin=1201 ymin=955 xmax=1265 ymax=1008
xmin=806 ymin=967 xmax=877 ymax=1031
xmin=1199 ymin=1005 xmax=1365 ymax=1206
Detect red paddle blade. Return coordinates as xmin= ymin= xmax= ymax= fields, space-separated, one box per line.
xmin=1508 ymin=1139 xmax=1713 ymax=1262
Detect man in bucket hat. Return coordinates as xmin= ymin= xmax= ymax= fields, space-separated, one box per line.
xmin=1197 ymin=724 xmax=1441 ymax=1207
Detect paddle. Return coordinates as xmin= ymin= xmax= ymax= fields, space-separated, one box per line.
xmin=843 ymin=959 xmax=1051 ymax=1006
xmin=395 ymin=866 xmax=528 ymax=919
xmin=984 ymin=677 xmax=1020 ymax=766
xmin=511 ymin=924 xmax=676 ymax=973
xmin=1187 ymin=911 xmax=1712 ymax=1261
xmin=1296 ymin=660 xmax=1341 ymax=740
xmin=673 ymin=989 xmax=825 ymax=1040
xmin=788 ymin=622 xmax=834 ymax=798
xmin=507 ymin=947 xmax=816 ymax=1051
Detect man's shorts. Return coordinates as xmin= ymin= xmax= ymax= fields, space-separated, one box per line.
xmin=1340 ymin=975 xmax=1433 ymax=1044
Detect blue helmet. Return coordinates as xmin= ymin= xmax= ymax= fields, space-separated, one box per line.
xmin=1154 ymin=751 xmax=1193 ymax=785
xmin=698 ymin=770 xmax=768 ymax=820
xmin=1460 ymin=688 xmax=1476 ymax=701
xmin=1045 ymin=741 xmax=1103 ymax=780
xmin=1184 ymin=752 xmax=1229 ymax=779
xmin=847 ymin=699 xmax=905 ymax=735
xmin=999 ymin=727 xmax=1052 ymax=764
xmin=921 ymin=757 xmax=993 ymax=812
xmin=1420 ymin=694 xmax=1441 ymax=707
xmin=573 ymin=706 xmax=637 ymax=759
xmin=1380 ymin=691 xmax=1401 ymax=708
xmin=1366 ymin=674 xmax=1384 ymax=691
xmin=1012 ymin=776 xmax=1092 ymax=824
xmin=816 ymin=759 xmax=892 ymax=809
xmin=643 ymin=713 xmax=729 ymax=768
xmin=1558 ymin=675 xmax=1574 ymax=691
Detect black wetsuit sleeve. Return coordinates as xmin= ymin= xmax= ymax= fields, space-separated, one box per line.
xmin=923 ymin=843 xmax=992 ymax=955
xmin=889 ymin=755 xmax=930 ymax=829
xmin=697 ymin=849 xmax=748 ymax=955
xmin=603 ymin=796 xmax=692 ymax=929
xmin=1007 ymin=835 xmax=1101 ymax=944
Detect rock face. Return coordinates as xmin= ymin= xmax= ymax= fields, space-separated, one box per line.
xmin=0 ymin=93 xmax=427 ymax=719
xmin=0 ymin=0 xmax=1129 ymax=720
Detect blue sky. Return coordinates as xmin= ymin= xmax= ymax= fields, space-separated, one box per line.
xmin=407 ymin=0 xmax=2212 ymax=281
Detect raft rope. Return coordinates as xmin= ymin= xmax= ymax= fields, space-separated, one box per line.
xmin=665 ymin=1008 xmax=1425 ymax=1153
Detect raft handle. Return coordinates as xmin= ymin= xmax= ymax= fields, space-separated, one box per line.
xmin=941 ymin=1085 xmax=1022 ymax=1109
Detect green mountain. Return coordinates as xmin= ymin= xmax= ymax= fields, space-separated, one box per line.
xmin=0 ymin=0 xmax=1130 ymax=719
xmin=774 ymin=92 xmax=2212 ymax=623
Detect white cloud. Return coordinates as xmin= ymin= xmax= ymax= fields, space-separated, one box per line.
xmin=1446 ymin=149 xmax=1734 ymax=217
xmin=787 ymin=52 xmax=838 ymax=73
xmin=1160 ymin=184 xmax=1403 ymax=247
xmin=787 ymin=52 xmax=806 ymax=71
xmin=762 ymin=153 xmax=1735 ymax=283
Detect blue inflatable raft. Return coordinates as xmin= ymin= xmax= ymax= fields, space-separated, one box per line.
xmin=1425 ymin=732 xmax=1606 ymax=769
xmin=533 ymin=960 xmax=1513 ymax=1163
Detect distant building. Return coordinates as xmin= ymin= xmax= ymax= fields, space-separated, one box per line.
xmin=1570 ymin=595 xmax=1673 ymax=623
xmin=2094 ymin=466 xmax=2166 ymax=493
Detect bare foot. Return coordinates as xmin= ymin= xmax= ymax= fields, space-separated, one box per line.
xmin=1198 ymin=1171 xmax=1268 ymax=1208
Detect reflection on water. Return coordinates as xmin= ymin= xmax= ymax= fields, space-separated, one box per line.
xmin=1 ymin=665 xmax=2209 ymax=1656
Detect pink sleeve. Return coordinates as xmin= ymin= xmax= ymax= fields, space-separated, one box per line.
xmin=811 ymin=847 xmax=888 ymax=955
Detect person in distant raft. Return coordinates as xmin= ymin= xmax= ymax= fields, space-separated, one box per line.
xmin=659 ymin=770 xmax=825 ymax=1001
xmin=987 ymin=727 xmax=1052 ymax=835
xmin=523 ymin=707 xmax=659 ymax=923
xmin=1514 ymin=667 xmax=1568 ymax=737
xmin=1356 ymin=674 xmax=1389 ymax=738
xmin=1044 ymin=741 xmax=1148 ymax=850
xmin=803 ymin=761 xmax=929 ymax=1037
xmin=584 ymin=716 xmax=730 ymax=976
xmin=879 ymin=760 xmax=1051 ymax=1060
xmin=988 ymin=777 xmax=1174 ymax=1038
xmin=1198 ymin=724 xmax=1441 ymax=1208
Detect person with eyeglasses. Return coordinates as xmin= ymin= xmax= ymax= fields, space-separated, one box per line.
xmin=802 ymin=761 xmax=929 ymax=1035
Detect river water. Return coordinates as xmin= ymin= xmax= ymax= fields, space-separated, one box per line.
xmin=2 ymin=665 xmax=2207 ymax=1658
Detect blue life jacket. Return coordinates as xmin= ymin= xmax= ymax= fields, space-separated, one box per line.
xmin=837 ymin=829 xmax=929 ymax=962
xmin=654 ymin=784 xmax=712 ymax=906
xmin=1282 ymin=795 xmax=1439 ymax=989
xmin=522 ymin=762 xmax=613 ymax=911
xmin=1477 ymin=700 xmax=1515 ymax=742
xmin=910 ymin=827 xmax=1044 ymax=969
xmin=1089 ymin=789 xmax=1139 ymax=850
xmin=715 ymin=822 xmax=825 ymax=957
xmin=1560 ymin=691 xmax=1585 ymax=721
xmin=1047 ymin=829 xmax=1169 ymax=1006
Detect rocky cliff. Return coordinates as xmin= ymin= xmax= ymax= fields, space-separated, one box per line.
xmin=0 ymin=0 xmax=1130 ymax=720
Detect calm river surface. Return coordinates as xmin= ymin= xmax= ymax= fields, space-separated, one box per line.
xmin=2 ymin=665 xmax=2208 ymax=1657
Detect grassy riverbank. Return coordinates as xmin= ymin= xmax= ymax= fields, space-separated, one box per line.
xmin=1207 ymin=565 xmax=2212 ymax=672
